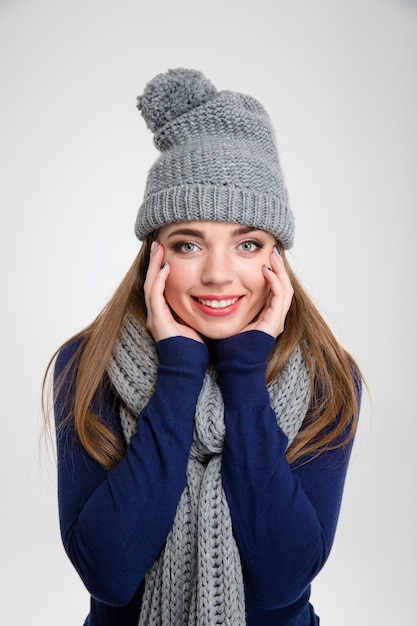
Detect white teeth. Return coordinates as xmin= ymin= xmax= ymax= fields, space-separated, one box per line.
xmin=198 ymin=297 xmax=239 ymax=309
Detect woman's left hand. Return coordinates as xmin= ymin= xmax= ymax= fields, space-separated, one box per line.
xmin=242 ymin=248 xmax=294 ymax=339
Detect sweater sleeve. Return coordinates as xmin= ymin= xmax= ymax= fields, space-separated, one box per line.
xmin=54 ymin=336 xmax=209 ymax=607
xmin=215 ymin=330 xmax=360 ymax=611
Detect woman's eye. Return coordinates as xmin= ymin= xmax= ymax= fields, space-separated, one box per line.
xmin=183 ymin=242 xmax=197 ymax=252
xmin=173 ymin=242 xmax=199 ymax=253
xmin=239 ymin=240 xmax=262 ymax=252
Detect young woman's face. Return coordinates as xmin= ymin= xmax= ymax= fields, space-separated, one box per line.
xmin=157 ymin=220 xmax=277 ymax=340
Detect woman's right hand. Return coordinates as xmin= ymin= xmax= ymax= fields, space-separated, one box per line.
xmin=144 ymin=242 xmax=204 ymax=343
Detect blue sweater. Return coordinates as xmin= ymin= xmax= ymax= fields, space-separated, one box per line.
xmin=54 ymin=331 xmax=358 ymax=625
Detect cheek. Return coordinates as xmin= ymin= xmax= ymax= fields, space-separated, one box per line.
xmin=249 ymin=268 xmax=270 ymax=307
xmin=256 ymin=281 xmax=270 ymax=305
xmin=259 ymin=247 xmax=273 ymax=266
xmin=163 ymin=274 xmax=179 ymax=305
xmin=163 ymin=263 xmax=192 ymax=306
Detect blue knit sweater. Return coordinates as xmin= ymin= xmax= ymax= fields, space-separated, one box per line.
xmin=54 ymin=331 xmax=359 ymax=625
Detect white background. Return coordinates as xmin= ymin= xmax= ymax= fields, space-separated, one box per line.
xmin=1 ymin=0 xmax=416 ymax=624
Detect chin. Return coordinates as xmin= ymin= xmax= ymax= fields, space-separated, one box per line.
xmin=203 ymin=332 xmax=232 ymax=341
xmin=198 ymin=324 xmax=246 ymax=341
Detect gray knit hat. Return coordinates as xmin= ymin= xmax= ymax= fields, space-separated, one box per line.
xmin=135 ymin=68 xmax=294 ymax=248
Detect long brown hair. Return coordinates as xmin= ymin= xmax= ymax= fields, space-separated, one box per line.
xmin=43 ymin=233 xmax=360 ymax=470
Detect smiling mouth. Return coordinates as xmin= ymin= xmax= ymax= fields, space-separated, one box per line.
xmin=196 ymin=297 xmax=240 ymax=309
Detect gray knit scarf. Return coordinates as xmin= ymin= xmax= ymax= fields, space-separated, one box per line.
xmin=106 ymin=315 xmax=311 ymax=626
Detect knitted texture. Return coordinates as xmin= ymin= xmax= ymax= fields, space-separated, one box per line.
xmin=135 ymin=68 xmax=295 ymax=248
xmin=106 ymin=316 xmax=311 ymax=625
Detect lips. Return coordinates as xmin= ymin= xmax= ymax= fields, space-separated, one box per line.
xmin=192 ymin=295 xmax=243 ymax=316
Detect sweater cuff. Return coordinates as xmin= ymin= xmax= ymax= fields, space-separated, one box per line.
xmin=215 ymin=330 xmax=275 ymax=367
xmin=215 ymin=331 xmax=275 ymax=408
xmin=156 ymin=336 xmax=209 ymax=370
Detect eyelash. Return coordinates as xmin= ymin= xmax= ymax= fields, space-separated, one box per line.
xmin=170 ymin=240 xmax=264 ymax=254
xmin=171 ymin=242 xmax=200 ymax=253
xmin=239 ymin=240 xmax=264 ymax=252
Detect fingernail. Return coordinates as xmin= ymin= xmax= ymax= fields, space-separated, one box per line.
xmin=263 ymin=264 xmax=273 ymax=272
xmin=274 ymin=244 xmax=281 ymax=256
xmin=151 ymin=241 xmax=161 ymax=254
xmin=160 ymin=261 xmax=168 ymax=270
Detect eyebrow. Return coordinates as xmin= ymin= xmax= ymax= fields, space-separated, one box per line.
xmin=166 ymin=226 xmax=261 ymax=239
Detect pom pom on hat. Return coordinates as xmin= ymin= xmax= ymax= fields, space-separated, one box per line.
xmin=137 ymin=68 xmax=218 ymax=133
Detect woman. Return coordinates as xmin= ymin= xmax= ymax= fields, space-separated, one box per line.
xmin=47 ymin=68 xmax=361 ymax=625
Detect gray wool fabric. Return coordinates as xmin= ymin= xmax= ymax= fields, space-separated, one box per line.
xmin=106 ymin=316 xmax=311 ymax=625
xmin=135 ymin=68 xmax=295 ymax=248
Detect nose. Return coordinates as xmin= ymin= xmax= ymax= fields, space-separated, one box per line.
xmin=201 ymin=249 xmax=234 ymax=287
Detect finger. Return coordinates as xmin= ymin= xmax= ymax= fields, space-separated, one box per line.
xmin=261 ymin=255 xmax=294 ymax=331
xmin=144 ymin=243 xmax=168 ymax=299
xmin=270 ymin=249 xmax=293 ymax=292
xmin=145 ymin=265 xmax=170 ymax=313
xmin=145 ymin=263 xmax=176 ymax=341
xmin=144 ymin=242 xmax=164 ymax=287
xmin=144 ymin=255 xmax=172 ymax=333
xmin=268 ymin=253 xmax=294 ymax=310
xmin=262 ymin=259 xmax=285 ymax=299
